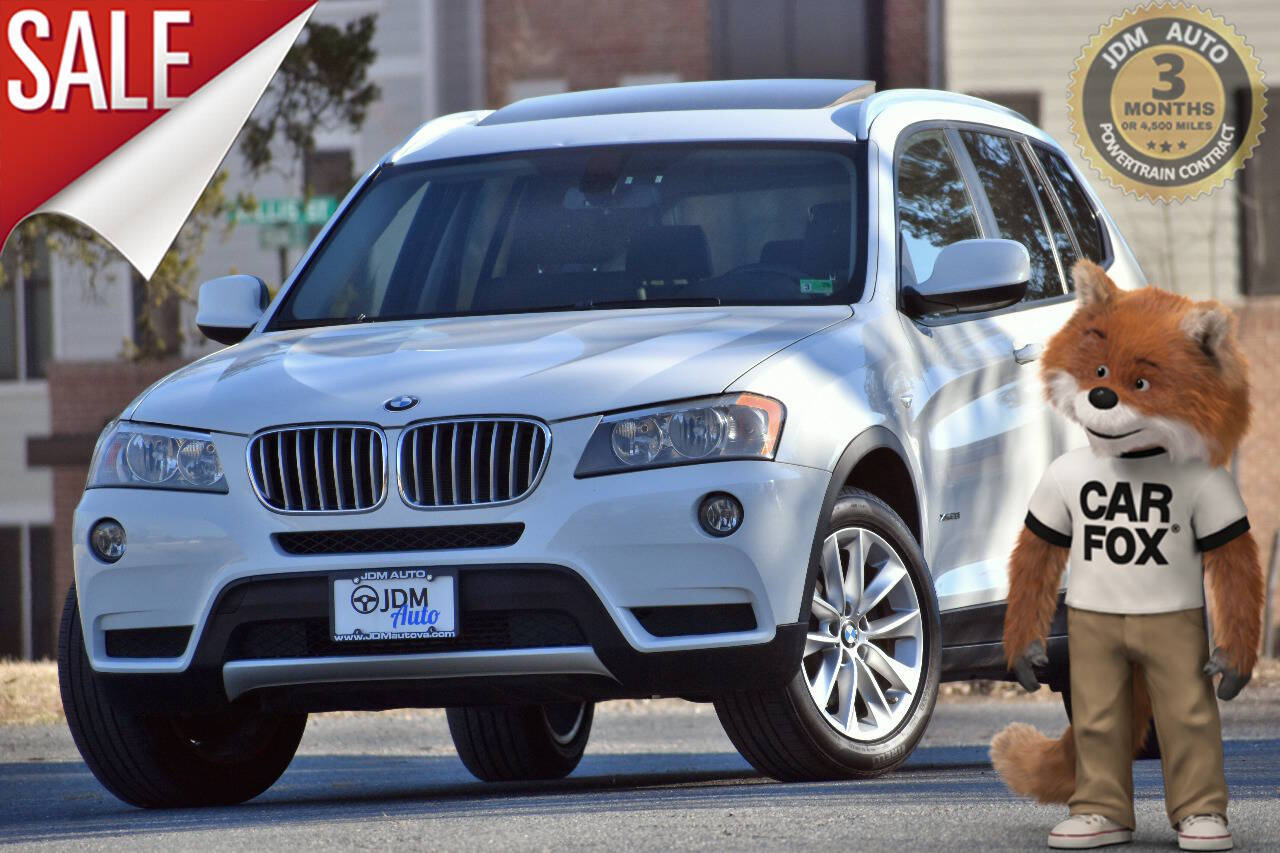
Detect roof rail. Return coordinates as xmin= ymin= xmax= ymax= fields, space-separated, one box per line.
xmin=849 ymin=89 xmax=1033 ymax=137
xmin=479 ymin=79 xmax=877 ymax=126
xmin=389 ymin=110 xmax=493 ymax=163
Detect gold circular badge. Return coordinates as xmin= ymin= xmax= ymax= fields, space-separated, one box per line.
xmin=1068 ymin=3 xmax=1266 ymax=202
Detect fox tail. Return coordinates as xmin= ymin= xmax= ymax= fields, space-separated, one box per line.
xmin=990 ymin=722 xmax=1077 ymax=803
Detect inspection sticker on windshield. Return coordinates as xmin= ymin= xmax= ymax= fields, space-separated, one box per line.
xmin=332 ymin=570 xmax=456 ymax=641
xmin=800 ymin=277 xmax=834 ymax=295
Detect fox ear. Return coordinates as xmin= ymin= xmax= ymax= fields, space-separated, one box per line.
xmin=1181 ymin=301 xmax=1235 ymax=363
xmin=1072 ymin=260 xmax=1119 ymax=307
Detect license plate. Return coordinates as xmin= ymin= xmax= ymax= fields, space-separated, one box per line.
xmin=331 ymin=570 xmax=457 ymax=641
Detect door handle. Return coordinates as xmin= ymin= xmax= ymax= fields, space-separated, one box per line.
xmin=1013 ymin=342 xmax=1043 ymax=364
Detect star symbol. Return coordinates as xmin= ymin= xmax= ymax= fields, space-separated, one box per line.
xmin=1147 ymin=140 xmax=1156 ymax=150
xmin=1178 ymin=140 xmax=1187 ymax=150
xmin=1160 ymin=141 xmax=1172 ymax=153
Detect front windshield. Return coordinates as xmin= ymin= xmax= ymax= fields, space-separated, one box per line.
xmin=271 ymin=143 xmax=865 ymax=329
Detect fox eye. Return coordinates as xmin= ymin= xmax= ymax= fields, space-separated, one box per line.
xmin=1096 ymin=365 xmax=1109 ymax=378
xmin=1135 ymin=378 xmax=1150 ymax=391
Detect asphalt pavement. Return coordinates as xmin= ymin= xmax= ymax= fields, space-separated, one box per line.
xmin=2 ymin=690 xmax=1277 ymax=850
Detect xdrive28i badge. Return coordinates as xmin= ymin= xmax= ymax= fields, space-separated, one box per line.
xmin=1068 ymin=3 xmax=1265 ymax=202
xmin=384 ymin=394 xmax=419 ymax=412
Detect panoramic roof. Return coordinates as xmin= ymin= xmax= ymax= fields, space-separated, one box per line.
xmin=478 ymin=79 xmax=876 ymax=126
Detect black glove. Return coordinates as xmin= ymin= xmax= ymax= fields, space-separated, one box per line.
xmin=1013 ymin=639 xmax=1048 ymax=693
xmin=1204 ymin=647 xmax=1250 ymax=700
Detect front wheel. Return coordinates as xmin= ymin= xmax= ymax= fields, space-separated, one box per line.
xmin=57 ymin=586 xmax=307 ymax=808
xmin=714 ymin=488 xmax=941 ymax=780
xmin=447 ymin=701 xmax=594 ymax=781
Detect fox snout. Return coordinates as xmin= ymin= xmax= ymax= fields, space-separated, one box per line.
xmin=1088 ymin=387 xmax=1118 ymax=410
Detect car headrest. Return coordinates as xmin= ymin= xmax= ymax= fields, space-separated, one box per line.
xmin=759 ymin=239 xmax=803 ymax=268
xmin=801 ymin=202 xmax=851 ymax=279
xmin=626 ymin=225 xmax=712 ymax=284
xmin=506 ymin=210 xmax=618 ymax=274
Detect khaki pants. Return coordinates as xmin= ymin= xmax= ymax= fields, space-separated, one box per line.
xmin=1067 ymin=607 xmax=1228 ymax=828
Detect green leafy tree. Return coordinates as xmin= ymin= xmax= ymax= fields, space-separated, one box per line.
xmin=240 ymin=14 xmax=380 ymax=190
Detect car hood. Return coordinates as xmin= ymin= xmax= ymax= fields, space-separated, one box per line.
xmin=130 ymin=306 xmax=852 ymax=434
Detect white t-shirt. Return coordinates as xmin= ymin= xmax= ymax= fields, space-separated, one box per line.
xmin=1025 ymin=446 xmax=1249 ymax=614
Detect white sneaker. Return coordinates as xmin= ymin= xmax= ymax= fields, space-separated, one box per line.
xmin=1178 ymin=814 xmax=1232 ymax=851
xmin=1048 ymin=814 xmax=1133 ymax=849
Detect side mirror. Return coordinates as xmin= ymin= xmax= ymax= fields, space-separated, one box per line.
xmin=902 ymin=239 xmax=1030 ymax=317
xmin=196 ymin=275 xmax=269 ymax=345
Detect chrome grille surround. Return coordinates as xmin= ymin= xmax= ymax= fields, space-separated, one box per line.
xmin=397 ymin=417 xmax=552 ymax=509
xmin=247 ymin=424 xmax=388 ymax=514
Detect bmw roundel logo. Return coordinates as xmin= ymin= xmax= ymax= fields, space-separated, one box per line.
xmin=384 ymin=394 xmax=419 ymax=412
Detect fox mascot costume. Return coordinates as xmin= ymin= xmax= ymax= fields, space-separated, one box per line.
xmin=991 ymin=261 xmax=1264 ymax=851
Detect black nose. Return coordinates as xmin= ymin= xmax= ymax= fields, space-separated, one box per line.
xmin=1089 ymin=387 xmax=1118 ymax=409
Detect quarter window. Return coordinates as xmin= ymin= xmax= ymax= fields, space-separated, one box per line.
xmin=1032 ymin=144 xmax=1108 ymax=268
xmin=895 ymin=129 xmax=982 ymax=285
xmin=959 ymin=130 xmax=1065 ymax=301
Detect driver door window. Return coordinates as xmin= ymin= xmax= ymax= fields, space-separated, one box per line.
xmin=958 ymin=130 xmax=1067 ymax=301
xmin=895 ymin=129 xmax=982 ymax=287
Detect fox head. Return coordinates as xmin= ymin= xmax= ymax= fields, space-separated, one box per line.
xmin=1041 ymin=260 xmax=1251 ymax=467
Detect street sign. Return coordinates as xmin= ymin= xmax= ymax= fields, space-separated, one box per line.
xmin=232 ymin=196 xmax=337 ymax=227
xmin=257 ymin=222 xmax=313 ymax=251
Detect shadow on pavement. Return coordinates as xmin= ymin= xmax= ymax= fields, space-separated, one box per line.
xmin=3 ymin=740 xmax=1276 ymax=845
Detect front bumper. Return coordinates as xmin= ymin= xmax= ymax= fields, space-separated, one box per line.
xmin=73 ymin=416 xmax=829 ymax=709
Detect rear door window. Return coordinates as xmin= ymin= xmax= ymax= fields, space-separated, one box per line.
xmin=958 ymin=130 xmax=1065 ymax=301
xmin=1031 ymin=145 xmax=1108 ymax=267
xmin=1019 ymin=143 xmax=1080 ymax=275
xmin=895 ymin=129 xmax=982 ymax=285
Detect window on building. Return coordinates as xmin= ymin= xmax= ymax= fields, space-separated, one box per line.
xmin=0 ymin=524 xmax=53 ymax=660
xmin=966 ymin=91 xmax=1041 ymax=126
xmin=895 ymin=129 xmax=982 ymax=285
xmin=0 ymin=526 xmax=20 ymax=657
xmin=710 ymin=0 xmax=881 ymax=81
xmin=959 ymin=130 xmax=1066 ymax=301
xmin=0 ymin=236 xmax=53 ymax=381
xmin=1239 ymin=88 xmax=1280 ymax=295
xmin=307 ymin=149 xmax=356 ymax=200
xmin=29 ymin=525 xmax=53 ymax=659
xmin=507 ymin=78 xmax=568 ymax=103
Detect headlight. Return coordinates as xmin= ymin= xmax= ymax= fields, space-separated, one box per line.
xmin=575 ymin=393 xmax=785 ymax=477
xmin=87 ymin=421 xmax=228 ymax=493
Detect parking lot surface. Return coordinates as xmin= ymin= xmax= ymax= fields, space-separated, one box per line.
xmin=2 ymin=691 xmax=1277 ymax=850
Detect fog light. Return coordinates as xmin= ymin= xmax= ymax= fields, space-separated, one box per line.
xmin=698 ymin=493 xmax=743 ymax=537
xmin=90 ymin=519 xmax=126 ymax=563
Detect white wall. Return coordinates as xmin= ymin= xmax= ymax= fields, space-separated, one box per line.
xmin=946 ymin=0 xmax=1280 ymax=299
xmin=51 ymin=254 xmax=133 ymax=362
xmin=0 ymin=383 xmax=51 ymax=524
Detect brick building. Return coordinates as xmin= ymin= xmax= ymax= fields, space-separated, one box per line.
xmin=4 ymin=0 xmax=1277 ymax=658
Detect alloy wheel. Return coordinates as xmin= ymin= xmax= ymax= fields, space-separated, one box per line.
xmin=802 ymin=525 xmax=924 ymax=741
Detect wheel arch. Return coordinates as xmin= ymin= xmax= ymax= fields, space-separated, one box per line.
xmin=797 ymin=425 xmax=923 ymax=623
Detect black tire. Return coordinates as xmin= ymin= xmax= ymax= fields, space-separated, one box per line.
xmin=1060 ymin=686 xmax=1161 ymax=760
xmin=57 ymin=585 xmax=307 ymax=808
xmin=447 ymin=701 xmax=593 ymax=781
xmin=713 ymin=488 xmax=941 ymax=781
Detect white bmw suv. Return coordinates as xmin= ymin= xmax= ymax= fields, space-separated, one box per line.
xmin=60 ymin=80 xmax=1144 ymax=807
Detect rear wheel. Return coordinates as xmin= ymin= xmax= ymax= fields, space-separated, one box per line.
xmin=447 ymin=701 xmax=593 ymax=781
xmin=714 ymin=488 xmax=941 ymax=780
xmin=58 ymin=586 xmax=307 ymax=808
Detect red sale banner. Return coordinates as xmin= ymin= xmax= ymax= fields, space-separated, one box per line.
xmin=0 ymin=1 xmax=316 ymax=275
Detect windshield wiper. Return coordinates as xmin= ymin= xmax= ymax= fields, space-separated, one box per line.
xmin=578 ymin=297 xmax=721 ymax=309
